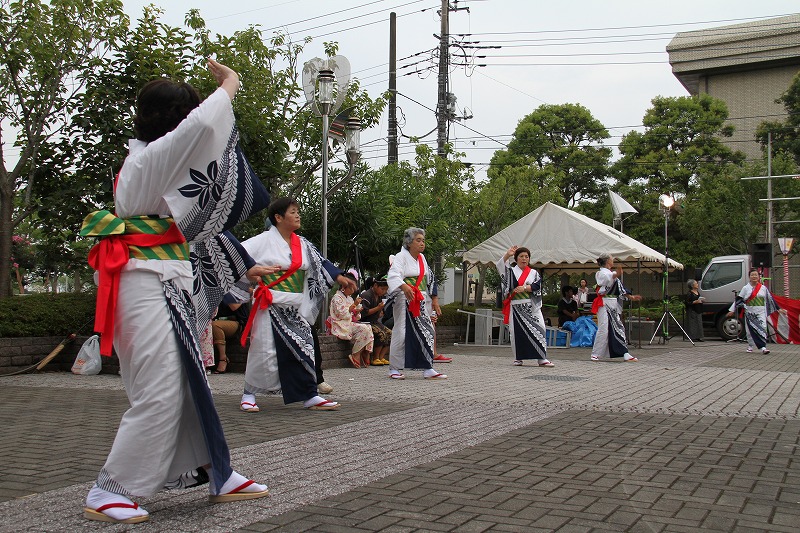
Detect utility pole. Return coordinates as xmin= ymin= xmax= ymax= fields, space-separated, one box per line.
xmin=767 ymin=131 xmax=773 ymax=244
xmin=436 ymin=0 xmax=449 ymax=158
xmin=435 ymin=1 xmax=470 ymax=159
xmin=388 ymin=12 xmax=398 ymax=164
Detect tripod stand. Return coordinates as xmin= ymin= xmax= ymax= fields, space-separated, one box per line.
xmin=649 ymin=270 xmax=693 ymax=345
xmin=649 ymin=197 xmax=694 ymax=346
xmin=726 ymin=290 xmax=748 ymax=343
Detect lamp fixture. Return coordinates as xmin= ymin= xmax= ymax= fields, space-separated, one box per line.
xmin=659 ymin=194 xmax=675 ymax=210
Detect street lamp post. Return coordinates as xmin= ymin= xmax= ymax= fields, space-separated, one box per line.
xmin=302 ymin=56 xmax=363 ymax=258
xmin=316 ymin=68 xmax=335 ymax=257
xmin=302 ymin=56 xmax=363 ymax=323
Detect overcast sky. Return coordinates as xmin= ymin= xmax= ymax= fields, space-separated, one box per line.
xmin=119 ymin=1 xmax=800 ymax=178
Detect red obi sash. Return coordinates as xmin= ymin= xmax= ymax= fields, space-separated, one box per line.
xmin=502 ymin=266 xmax=531 ymax=325
xmin=407 ymin=254 xmax=426 ymax=318
xmin=87 ymin=223 xmax=186 ymax=357
xmin=240 ymin=233 xmax=302 ymax=346
xmin=591 ymin=285 xmax=605 ymax=315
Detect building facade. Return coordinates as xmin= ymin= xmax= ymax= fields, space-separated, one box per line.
xmin=667 ymin=14 xmax=800 ymax=161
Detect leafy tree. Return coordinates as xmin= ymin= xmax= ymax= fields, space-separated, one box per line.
xmin=37 ymin=6 xmax=387 ymax=291
xmin=10 ymin=233 xmax=33 ymax=293
xmin=300 ymin=144 xmax=473 ymax=275
xmin=614 ymin=94 xmax=743 ymax=197
xmin=610 ymin=94 xmax=746 ymax=266
xmin=487 ymin=103 xmax=612 ymax=207
xmin=675 ymin=154 xmax=800 ymax=267
xmin=471 ymin=104 xmax=611 ymax=303
xmin=756 ymin=71 xmax=800 ymax=164
xmin=0 ymin=0 xmax=128 ymax=297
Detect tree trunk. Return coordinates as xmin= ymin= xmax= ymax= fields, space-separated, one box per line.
xmin=74 ymin=270 xmax=81 ymax=293
xmin=0 ymin=187 xmax=13 ymax=298
xmin=15 ymin=267 xmax=24 ymax=294
xmin=475 ymin=264 xmax=487 ymax=306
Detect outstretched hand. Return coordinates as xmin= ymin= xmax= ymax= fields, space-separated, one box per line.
xmin=246 ymin=264 xmax=280 ymax=282
xmin=207 ymin=57 xmax=239 ymax=99
xmin=504 ymin=245 xmax=518 ymax=261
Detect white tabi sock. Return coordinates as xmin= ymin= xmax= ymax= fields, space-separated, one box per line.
xmin=303 ymin=395 xmax=338 ymax=408
xmin=214 ymin=470 xmax=268 ymax=495
xmin=85 ymin=484 xmax=149 ymax=522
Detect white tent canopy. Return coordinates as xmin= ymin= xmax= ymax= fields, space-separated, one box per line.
xmin=463 ymin=202 xmax=683 ymax=272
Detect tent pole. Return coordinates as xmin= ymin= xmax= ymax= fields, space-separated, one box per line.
xmin=461 ymin=260 xmax=470 ymax=307
xmin=635 ymin=259 xmax=641 ymax=348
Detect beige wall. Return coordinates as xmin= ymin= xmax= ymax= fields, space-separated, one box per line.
xmin=697 ymin=65 xmax=800 ymax=161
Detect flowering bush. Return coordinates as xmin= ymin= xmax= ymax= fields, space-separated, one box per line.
xmin=10 ymin=235 xmax=33 ymax=268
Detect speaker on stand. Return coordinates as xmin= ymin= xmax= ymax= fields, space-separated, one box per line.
xmin=751 ymin=243 xmax=772 ymax=271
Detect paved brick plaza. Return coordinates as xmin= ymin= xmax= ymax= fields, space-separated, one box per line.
xmin=1 ymin=340 xmax=799 ymax=532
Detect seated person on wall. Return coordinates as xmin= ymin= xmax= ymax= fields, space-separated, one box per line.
xmin=557 ymin=285 xmax=580 ymax=328
xmin=358 ymin=275 xmax=392 ymax=366
xmin=212 ymin=291 xmax=253 ymax=374
xmin=330 ymin=272 xmax=375 ymax=368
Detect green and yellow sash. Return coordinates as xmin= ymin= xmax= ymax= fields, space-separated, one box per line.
xmin=80 ymin=211 xmax=189 ymax=261
xmin=261 ymin=270 xmax=305 ymax=293
xmin=79 ymin=210 xmax=189 ymax=356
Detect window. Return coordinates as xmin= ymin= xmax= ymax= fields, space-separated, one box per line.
xmin=701 ymin=262 xmax=742 ymax=290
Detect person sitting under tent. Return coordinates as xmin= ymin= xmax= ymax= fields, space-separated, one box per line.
xmin=557 ymin=285 xmax=580 ymax=328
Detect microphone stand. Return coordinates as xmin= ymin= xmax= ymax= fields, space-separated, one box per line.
xmin=727 ymin=289 xmax=748 ymax=343
xmin=649 ymin=207 xmax=693 ymax=345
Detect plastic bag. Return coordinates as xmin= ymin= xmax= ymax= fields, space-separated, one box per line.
xmin=71 ymin=335 xmax=102 ymax=375
xmin=564 ymin=316 xmax=598 ymax=347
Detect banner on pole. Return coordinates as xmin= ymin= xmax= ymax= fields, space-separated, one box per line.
xmin=770 ymin=295 xmax=800 ymax=343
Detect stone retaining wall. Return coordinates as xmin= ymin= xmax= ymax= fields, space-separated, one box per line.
xmin=0 ymin=325 xmax=466 ymax=375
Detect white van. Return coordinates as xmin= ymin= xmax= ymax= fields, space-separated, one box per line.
xmin=697 ymin=255 xmax=751 ymax=340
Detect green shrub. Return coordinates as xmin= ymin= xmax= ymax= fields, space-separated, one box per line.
xmin=630 ymin=297 xmax=685 ymax=321
xmin=435 ymin=302 xmax=487 ymax=327
xmin=0 ymin=292 xmax=96 ymax=337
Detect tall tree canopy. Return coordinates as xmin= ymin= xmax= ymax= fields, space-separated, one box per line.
xmin=0 ymin=0 xmax=128 ymax=297
xmin=1 ymin=3 xmax=387 ymax=296
xmin=614 ymin=94 xmax=743 ymax=198
xmin=608 ymin=94 xmax=747 ymax=267
xmin=487 ymin=103 xmax=612 ymax=208
xmin=307 ymin=144 xmax=474 ymax=276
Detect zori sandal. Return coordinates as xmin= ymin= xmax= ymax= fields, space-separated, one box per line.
xmin=306 ymin=400 xmax=340 ymax=411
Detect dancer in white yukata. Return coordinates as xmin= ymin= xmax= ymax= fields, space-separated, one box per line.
xmin=496 ymin=246 xmax=554 ymax=367
xmin=237 ymin=198 xmax=356 ymax=412
xmin=727 ymin=268 xmax=785 ymax=354
xmin=385 ymin=228 xmax=447 ymax=380
xmin=591 ymin=254 xmax=641 ymax=362
xmin=80 ymin=60 xmax=272 ymax=524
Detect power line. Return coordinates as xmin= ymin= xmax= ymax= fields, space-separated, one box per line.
xmin=455 ymin=13 xmax=799 ymax=37
xmin=327 ymin=12 xmax=800 ymax=95
xmin=394 ymin=90 xmax=509 ymax=148
xmin=260 ymin=0 xmax=413 ymax=33
xmin=292 ymin=2 xmax=437 ymax=40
